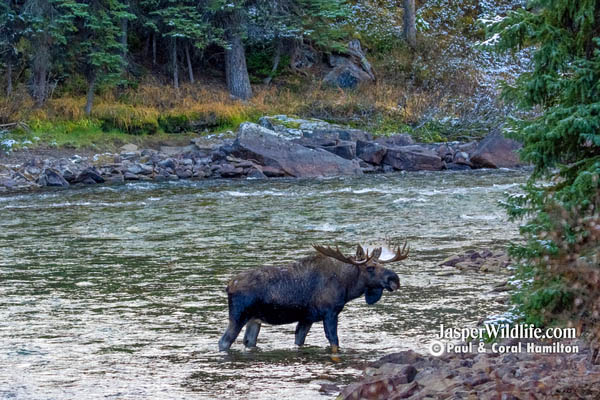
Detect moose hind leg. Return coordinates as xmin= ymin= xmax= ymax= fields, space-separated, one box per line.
xmin=243 ymin=319 xmax=262 ymax=348
xmin=295 ymin=321 xmax=313 ymax=346
xmin=219 ymin=319 xmax=245 ymax=351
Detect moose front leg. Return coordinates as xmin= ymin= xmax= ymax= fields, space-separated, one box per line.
xmin=323 ymin=313 xmax=339 ymax=353
xmin=295 ymin=321 xmax=313 ymax=346
xmin=219 ymin=316 xmax=248 ymax=351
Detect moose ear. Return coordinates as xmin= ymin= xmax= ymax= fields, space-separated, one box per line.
xmin=365 ymin=287 xmax=383 ymax=304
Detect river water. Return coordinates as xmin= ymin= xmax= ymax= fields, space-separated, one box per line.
xmin=0 ymin=169 xmax=528 ymax=399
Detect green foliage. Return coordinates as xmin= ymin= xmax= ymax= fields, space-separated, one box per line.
xmin=491 ymin=0 xmax=600 ymax=327
xmin=246 ymin=46 xmax=290 ymax=83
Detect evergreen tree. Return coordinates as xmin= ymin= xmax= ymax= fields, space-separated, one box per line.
xmin=71 ymin=0 xmax=133 ymax=114
xmin=20 ymin=0 xmax=81 ymax=105
xmin=0 ymin=1 xmax=20 ymax=96
xmin=491 ymin=0 xmax=600 ymax=326
xmin=151 ymin=0 xmax=221 ymax=89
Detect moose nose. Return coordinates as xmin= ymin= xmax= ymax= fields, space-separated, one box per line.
xmin=385 ymin=271 xmax=400 ymax=291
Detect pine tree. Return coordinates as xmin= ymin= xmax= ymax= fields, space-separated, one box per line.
xmin=490 ymin=0 xmax=600 ymax=326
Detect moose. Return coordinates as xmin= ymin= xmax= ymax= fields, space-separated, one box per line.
xmin=218 ymin=242 xmax=409 ymax=353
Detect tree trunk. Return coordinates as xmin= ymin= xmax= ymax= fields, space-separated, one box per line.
xmin=121 ymin=16 xmax=128 ymax=60
xmin=6 ymin=62 xmax=13 ymax=97
xmin=263 ymin=39 xmax=281 ymax=85
xmin=144 ymin=35 xmax=150 ymax=59
xmin=225 ymin=29 xmax=252 ymax=100
xmin=403 ymin=0 xmax=417 ymax=48
xmin=152 ymin=34 xmax=157 ymax=66
xmin=185 ymin=43 xmax=194 ymax=84
xmin=32 ymin=38 xmax=50 ymax=106
xmin=84 ymin=73 xmax=96 ymax=116
xmin=172 ymin=38 xmax=179 ymax=89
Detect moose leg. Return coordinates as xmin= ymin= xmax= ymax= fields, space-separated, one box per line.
xmin=294 ymin=321 xmax=313 ymax=346
xmin=243 ymin=319 xmax=262 ymax=348
xmin=219 ymin=318 xmax=246 ymax=351
xmin=323 ymin=314 xmax=339 ymax=353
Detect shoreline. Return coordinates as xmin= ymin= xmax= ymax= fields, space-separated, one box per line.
xmin=331 ymin=337 xmax=600 ymax=399
xmin=1 ymin=116 xmax=526 ymax=195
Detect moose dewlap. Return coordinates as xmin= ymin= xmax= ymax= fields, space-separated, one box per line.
xmin=218 ymin=243 xmax=409 ymax=352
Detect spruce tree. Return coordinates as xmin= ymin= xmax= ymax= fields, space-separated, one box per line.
xmin=72 ymin=0 xmax=133 ymax=115
xmin=490 ymin=0 xmax=600 ymax=326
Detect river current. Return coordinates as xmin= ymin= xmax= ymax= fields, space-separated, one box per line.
xmin=0 ymin=169 xmax=528 ymax=399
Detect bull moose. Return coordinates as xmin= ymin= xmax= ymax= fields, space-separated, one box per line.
xmin=218 ymin=242 xmax=409 ymax=353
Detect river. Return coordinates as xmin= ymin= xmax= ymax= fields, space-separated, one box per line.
xmin=0 ymin=168 xmax=528 ymax=399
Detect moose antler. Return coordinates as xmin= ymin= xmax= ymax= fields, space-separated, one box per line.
xmin=313 ymin=244 xmax=375 ymax=265
xmin=378 ymin=241 xmax=410 ymax=263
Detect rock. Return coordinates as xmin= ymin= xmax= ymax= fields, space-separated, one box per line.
xmin=159 ymin=145 xmax=196 ymax=156
xmin=38 ymin=168 xmax=69 ymax=187
xmin=440 ymin=255 xmax=463 ymax=267
xmin=175 ymin=167 xmax=193 ymax=179
xmin=120 ymin=143 xmax=138 ymax=152
xmin=339 ymin=370 xmax=416 ymax=400
xmin=375 ymin=133 xmax=415 ymax=148
xmin=318 ymin=383 xmax=340 ymax=395
xmin=323 ymin=40 xmax=375 ymax=89
xmin=321 ymin=141 xmax=356 ymax=160
xmin=453 ymin=151 xmax=472 ymax=166
xmin=383 ymin=145 xmax=444 ymax=171
xmin=75 ymin=167 xmax=105 ymax=184
xmin=0 ymin=177 xmax=18 ymax=189
xmin=371 ymin=350 xmax=426 ymax=368
xmin=356 ymin=140 xmax=387 ymax=165
xmin=261 ymin=165 xmax=285 ymax=177
xmin=230 ymin=122 xmax=363 ymax=178
xmin=470 ymin=131 xmax=522 ymax=168
xmin=246 ymin=167 xmax=267 ymax=179
xmin=157 ymin=158 xmax=177 ymax=170
xmin=217 ymin=163 xmax=244 ymax=178
xmin=127 ymin=163 xmax=153 ymax=175
xmin=291 ymin=137 xmax=337 ymax=149
xmin=123 ymin=172 xmax=142 ymax=180
xmin=437 ymin=143 xmax=454 ymax=162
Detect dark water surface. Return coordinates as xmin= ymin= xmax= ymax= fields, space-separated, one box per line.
xmin=0 ymin=169 xmax=528 ymax=399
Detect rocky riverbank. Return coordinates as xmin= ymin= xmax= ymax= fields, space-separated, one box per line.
xmin=328 ymin=338 xmax=600 ymax=399
xmin=0 ymin=115 xmax=524 ymax=194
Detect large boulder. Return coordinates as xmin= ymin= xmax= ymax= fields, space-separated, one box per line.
xmin=383 ymin=145 xmax=444 ymax=171
xmin=470 ymin=131 xmax=522 ymax=168
xmin=323 ymin=40 xmax=375 ymax=89
xmin=230 ymin=123 xmax=363 ymax=178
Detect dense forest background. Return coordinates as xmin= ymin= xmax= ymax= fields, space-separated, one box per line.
xmin=1 ymin=0 xmax=525 ymax=147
